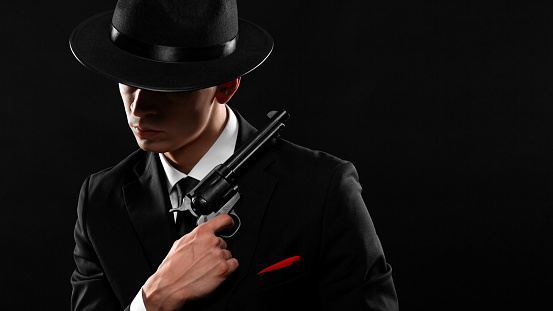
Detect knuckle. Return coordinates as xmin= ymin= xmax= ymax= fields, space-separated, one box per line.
xmin=215 ymin=262 xmax=230 ymax=276
xmin=195 ymin=224 xmax=208 ymax=234
xmin=221 ymin=249 xmax=231 ymax=259
xmin=206 ymin=235 xmax=219 ymax=246
xmin=171 ymin=240 xmax=179 ymax=250
xmin=221 ymin=249 xmax=232 ymax=260
xmin=210 ymin=247 xmax=225 ymax=259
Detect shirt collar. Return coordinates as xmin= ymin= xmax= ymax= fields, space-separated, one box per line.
xmin=158 ymin=106 xmax=238 ymax=192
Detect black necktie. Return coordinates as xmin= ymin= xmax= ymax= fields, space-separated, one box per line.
xmin=175 ymin=177 xmax=200 ymax=238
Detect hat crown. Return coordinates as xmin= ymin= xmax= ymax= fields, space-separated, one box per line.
xmin=112 ymin=0 xmax=238 ymax=48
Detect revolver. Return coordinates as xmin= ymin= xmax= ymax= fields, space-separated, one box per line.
xmin=170 ymin=109 xmax=290 ymax=237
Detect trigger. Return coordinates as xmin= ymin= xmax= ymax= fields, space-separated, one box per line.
xmin=195 ymin=192 xmax=241 ymax=226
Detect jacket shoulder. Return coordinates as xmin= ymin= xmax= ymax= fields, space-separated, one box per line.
xmin=271 ymin=138 xmax=351 ymax=174
xmin=86 ymin=149 xmax=149 ymax=193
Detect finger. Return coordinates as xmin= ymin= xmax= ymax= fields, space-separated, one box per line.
xmin=218 ymin=237 xmax=228 ymax=249
xmin=221 ymin=249 xmax=232 ymax=260
xmin=202 ymin=213 xmax=234 ymax=234
xmin=225 ymin=258 xmax=239 ymax=276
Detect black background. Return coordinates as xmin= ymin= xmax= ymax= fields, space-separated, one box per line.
xmin=2 ymin=1 xmax=552 ymax=310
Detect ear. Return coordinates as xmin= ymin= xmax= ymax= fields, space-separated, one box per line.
xmin=214 ymin=77 xmax=241 ymax=104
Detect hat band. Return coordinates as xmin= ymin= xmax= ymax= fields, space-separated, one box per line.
xmin=110 ymin=25 xmax=237 ymax=62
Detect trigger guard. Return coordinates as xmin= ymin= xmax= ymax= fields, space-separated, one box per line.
xmin=195 ymin=193 xmax=241 ymax=238
xmin=196 ymin=192 xmax=241 ymax=226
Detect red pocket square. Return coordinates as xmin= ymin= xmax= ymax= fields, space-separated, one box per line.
xmin=257 ymin=256 xmax=301 ymax=274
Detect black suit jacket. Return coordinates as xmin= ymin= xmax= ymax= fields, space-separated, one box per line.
xmin=71 ymin=113 xmax=398 ymax=310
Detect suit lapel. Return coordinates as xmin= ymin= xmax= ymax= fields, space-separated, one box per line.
xmin=123 ymin=152 xmax=177 ymax=271
xmin=207 ymin=111 xmax=279 ymax=310
xmin=231 ymin=111 xmax=278 ymax=274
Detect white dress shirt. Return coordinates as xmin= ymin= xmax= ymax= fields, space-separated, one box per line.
xmin=130 ymin=106 xmax=238 ymax=311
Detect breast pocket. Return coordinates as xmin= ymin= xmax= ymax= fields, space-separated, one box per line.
xmin=247 ymin=262 xmax=312 ymax=310
xmin=254 ymin=260 xmax=305 ymax=290
xmin=227 ymin=261 xmax=317 ymax=310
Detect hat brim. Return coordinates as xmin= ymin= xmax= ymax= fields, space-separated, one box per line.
xmin=70 ymin=11 xmax=273 ymax=92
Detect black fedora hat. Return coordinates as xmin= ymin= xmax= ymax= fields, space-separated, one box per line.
xmin=69 ymin=0 xmax=273 ymax=92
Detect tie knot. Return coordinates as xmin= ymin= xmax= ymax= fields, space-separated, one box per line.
xmin=175 ymin=176 xmax=200 ymax=207
xmin=178 ymin=176 xmax=199 ymax=193
xmin=174 ymin=177 xmax=200 ymax=237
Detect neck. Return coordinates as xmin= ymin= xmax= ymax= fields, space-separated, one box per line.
xmin=163 ymin=105 xmax=228 ymax=174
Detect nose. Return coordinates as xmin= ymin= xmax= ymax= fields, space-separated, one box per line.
xmin=131 ymin=89 xmax=158 ymax=117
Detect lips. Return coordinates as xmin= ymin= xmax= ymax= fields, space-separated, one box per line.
xmin=132 ymin=126 xmax=161 ymax=139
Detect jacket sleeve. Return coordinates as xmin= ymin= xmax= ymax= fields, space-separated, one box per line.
xmin=317 ymin=162 xmax=398 ymax=310
xmin=70 ymin=176 xmax=131 ymax=311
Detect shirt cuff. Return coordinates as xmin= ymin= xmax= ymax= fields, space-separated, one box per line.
xmin=130 ymin=287 xmax=147 ymax=311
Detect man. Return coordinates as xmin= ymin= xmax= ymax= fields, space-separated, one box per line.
xmin=69 ymin=0 xmax=398 ymax=310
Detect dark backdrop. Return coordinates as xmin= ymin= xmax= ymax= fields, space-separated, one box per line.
xmin=1 ymin=1 xmax=552 ymax=310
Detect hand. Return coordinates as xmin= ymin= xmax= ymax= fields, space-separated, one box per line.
xmin=142 ymin=213 xmax=239 ymax=311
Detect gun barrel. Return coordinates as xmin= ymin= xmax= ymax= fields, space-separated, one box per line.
xmin=188 ymin=109 xmax=289 ymax=216
xmin=224 ymin=109 xmax=289 ymax=173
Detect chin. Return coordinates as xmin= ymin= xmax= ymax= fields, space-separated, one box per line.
xmin=136 ymin=139 xmax=170 ymax=154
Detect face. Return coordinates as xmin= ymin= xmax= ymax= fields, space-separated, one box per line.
xmin=119 ymin=84 xmax=222 ymax=154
